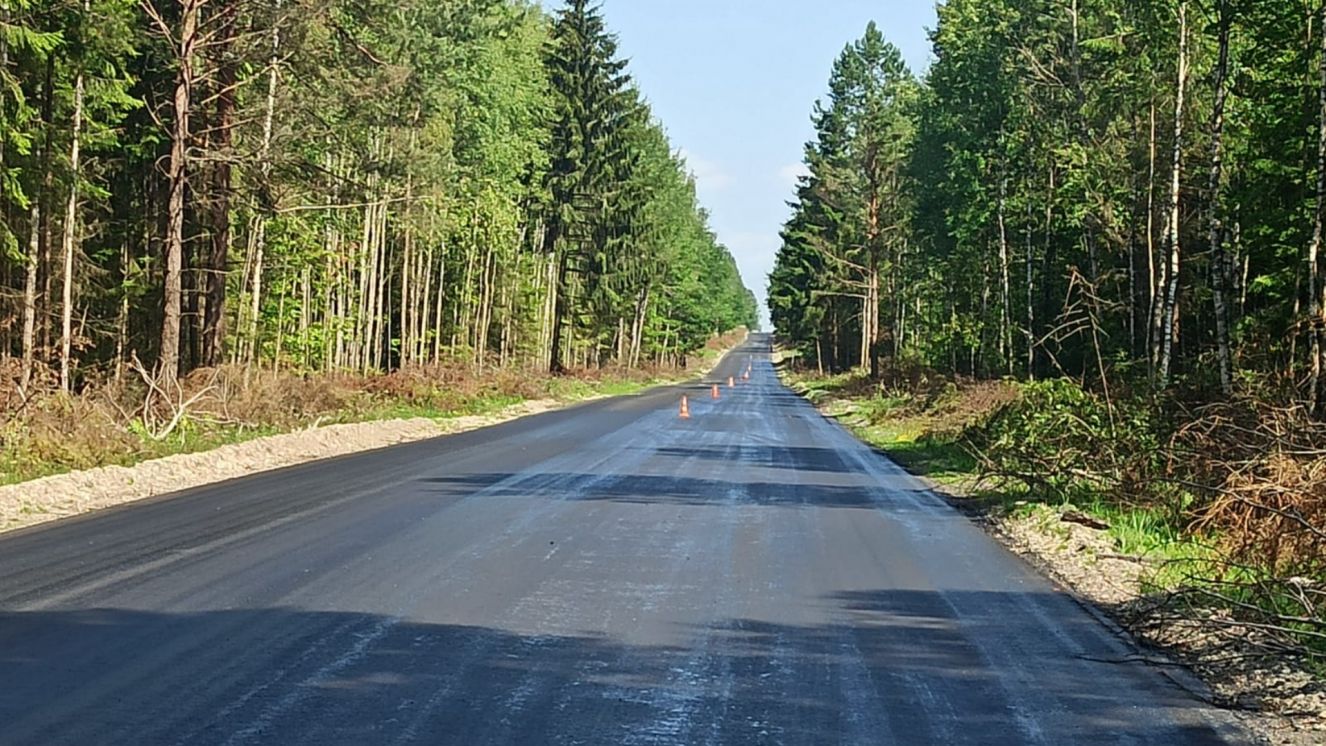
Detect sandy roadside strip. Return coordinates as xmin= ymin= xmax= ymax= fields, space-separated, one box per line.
xmin=0 ymin=333 xmax=748 ymax=536
xmin=0 ymin=398 xmax=571 ymax=535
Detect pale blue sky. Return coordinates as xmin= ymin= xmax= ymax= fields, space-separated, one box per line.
xmin=587 ymin=1 xmax=938 ymax=325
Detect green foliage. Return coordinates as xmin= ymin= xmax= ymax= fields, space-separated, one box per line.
xmin=772 ymin=0 xmax=1326 ymax=393
xmin=537 ymin=0 xmax=753 ymax=369
xmin=971 ymin=379 xmax=1163 ymax=503
xmin=770 ymin=22 xmax=918 ymax=372
xmin=0 ymin=0 xmax=754 ymax=382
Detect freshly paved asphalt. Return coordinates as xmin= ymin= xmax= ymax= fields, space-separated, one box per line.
xmin=0 ymin=334 xmax=1244 ymax=744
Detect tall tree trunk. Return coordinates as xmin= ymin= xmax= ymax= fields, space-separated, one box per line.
xmin=1025 ymin=190 xmax=1035 ymax=377
xmin=158 ymin=0 xmax=203 ymax=382
xmin=300 ymin=266 xmax=311 ymax=366
xmin=247 ymin=220 xmax=264 ymax=363
xmin=997 ymin=166 xmax=1012 ymax=375
xmin=630 ymin=284 xmax=649 ymax=368
xmin=202 ymin=0 xmax=237 ymax=367
xmin=242 ymin=3 xmax=279 ymax=365
xmin=1145 ymin=96 xmax=1158 ymax=350
xmin=115 ymin=240 xmax=130 ymax=383
xmin=1311 ymin=2 xmax=1326 ymax=411
xmin=1157 ymin=2 xmax=1188 ymax=386
xmin=273 ymin=282 xmax=285 ymax=369
xmin=475 ymin=242 xmax=495 ymax=366
xmin=455 ymin=209 xmax=478 ymax=351
xmin=1038 ymin=165 xmax=1056 ymax=379
xmin=865 ymin=170 xmax=881 ymax=378
xmin=368 ymin=198 xmax=386 ymax=371
xmin=322 ymin=227 xmax=336 ymax=370
xmin=400 ymin=206 xmax=412 ymax=367
xmin=1208 ymin=0 xmax=1233 ymax=395
xmin=20 ymin=205 xmax=39 ymax=395
xmin=60 ymin=48 xmax=84 ymax=392
xmin=548 ymin=249 xmax=569 ymax=373
xmin=39 ymin=57 xmax=53 ymax=361
xmin=1127 ymin=131 xmax=1140 ymax=356
xmin=433 ymin=241 xmax=447 ymax=364
xmin=859 ymin=292 xmax=871 ymax=372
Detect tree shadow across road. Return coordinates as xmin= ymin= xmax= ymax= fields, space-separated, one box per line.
xmin=416 ymin=435 xmax=956 ymax=512
xmin=648 ymin=445 xmax=866 ymax=475
xmin=418 ymin=468 xmax=944 ymax=512
xmin=0 ymin=589 xmax=1236 ymax=745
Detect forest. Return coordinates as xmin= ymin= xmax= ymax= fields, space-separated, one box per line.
xmin=771 ymin=1 xmax=1318 ymax=391
xmin=770 ymin=2 xmax=1326 ymax=673
xmin=0 ymin=0 xmax=757 ymax=392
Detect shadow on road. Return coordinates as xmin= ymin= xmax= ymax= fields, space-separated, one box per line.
xmin=0 ymin=588 xmax=1230 ymax=744
xmin=649 ymin=444 xmax=867 ymax=475
xmin=418 ymin=469 xmax=943 ymax=511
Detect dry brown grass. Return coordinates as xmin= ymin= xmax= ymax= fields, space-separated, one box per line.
xmin=0 ymin=354 xmax=694 ymax=486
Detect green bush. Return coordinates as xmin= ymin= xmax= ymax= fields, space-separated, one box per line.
xmin=967 ymin=379 xmax=1166 ymax=506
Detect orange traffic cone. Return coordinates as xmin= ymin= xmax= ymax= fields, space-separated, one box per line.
xmin=711 ymin=384 xmax=720 ymax=400
xmin=727 ymin=376 xmax=735 ymax=388
xmin=679 ymin=395 xmax=691 ymax=419
xmin=742 ymin=368 xmax=750 ymax=381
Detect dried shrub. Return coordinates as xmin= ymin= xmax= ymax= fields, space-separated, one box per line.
xmin=191 ymin=366 xmax=358 ymax=428
xmin=964 ymin=376 xmax=1326 ymax=658
xmin=1 ymin=388 xmax=142 ymax=479
xmin=0 ymin=346 xmax=697 ymax=486
xmin=1175 ymin=398 xmax=1326 ymax=576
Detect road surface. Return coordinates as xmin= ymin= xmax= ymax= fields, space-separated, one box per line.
xmin=0 ymin=334 xmax=1242 ymax=744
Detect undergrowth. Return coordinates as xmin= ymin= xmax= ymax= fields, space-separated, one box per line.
xmin=785 ymin=364 xmax=1325 ymax=666
xmin=0 ymin=356 xmax=699 ymax=488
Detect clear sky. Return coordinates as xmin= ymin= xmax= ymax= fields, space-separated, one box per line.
xmin=587 ymin=1 xmax=939 ymax=327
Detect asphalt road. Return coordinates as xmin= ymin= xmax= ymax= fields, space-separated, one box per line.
xmin=0 ymin=333 xmax=1243 ymax=745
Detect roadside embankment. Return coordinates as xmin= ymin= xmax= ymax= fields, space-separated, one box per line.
xmin=0 ymin=328 xmax=749 ymax=535
xmin=781 ymin=361 xmax=1324 ymax=745
xmin=0 ymin=400 xmax=560 ymax=534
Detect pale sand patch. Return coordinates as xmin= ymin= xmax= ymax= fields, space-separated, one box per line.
xmin=0 ymin=398 xmax=564 ymax=535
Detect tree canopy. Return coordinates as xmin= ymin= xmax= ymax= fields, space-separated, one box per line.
xmin=771 ymin=1 xmax=1326 ymax=406
xmin=0 ymin=0 xmax=757 ymax=390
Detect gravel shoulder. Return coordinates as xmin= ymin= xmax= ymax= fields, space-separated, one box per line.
xmin=978 ymin=502 xmax=1324 ymax=746
xmin=0 ymin=398 xmax=566 ymax=535
xmin=0 ymin=334 xmax=747 ymax=536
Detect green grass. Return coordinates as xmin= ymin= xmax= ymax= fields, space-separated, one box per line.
xmin=543 ymin=376 xmax=661 ymax=401
xmin=0 ymin=419 xmax=289 ymax=487
xmin=873 ymin=433 xmax=976 ymax=483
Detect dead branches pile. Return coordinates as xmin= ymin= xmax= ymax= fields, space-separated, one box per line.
xmin=1174 ymin=398 xmax=1326 ymax=576
xmin=1160 ymin=399 xmax=1326 ymax=661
